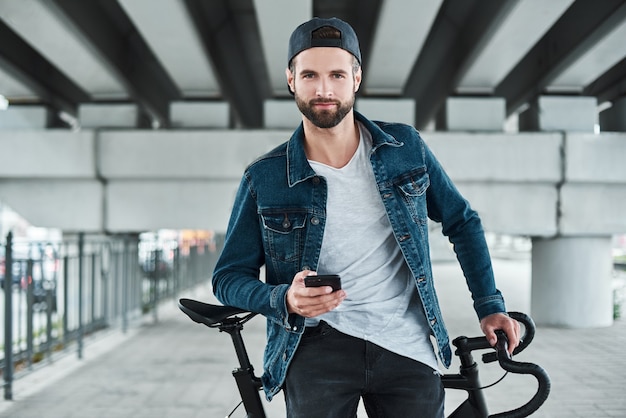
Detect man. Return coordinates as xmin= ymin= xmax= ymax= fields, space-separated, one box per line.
xmin=212 ymin=17 xmax=520 ymax=417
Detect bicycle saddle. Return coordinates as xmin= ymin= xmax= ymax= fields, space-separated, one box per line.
xmin=178 ymin=298 xmax=250 ymax=327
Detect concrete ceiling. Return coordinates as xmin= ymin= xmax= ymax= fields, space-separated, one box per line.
xmin=0 ymin=0 xmax=625 ymax=129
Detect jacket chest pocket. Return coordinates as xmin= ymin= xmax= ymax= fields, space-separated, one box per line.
xmin=395 ymin=170 xmax=430 ymax=225
xmin=260 ymin=210 xmax=308 ymax=262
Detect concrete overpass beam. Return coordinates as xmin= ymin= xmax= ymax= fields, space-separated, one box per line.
xmin=79 ymin=103 xmax=140 ymax=129
xmin=170 ymin=101 xmax=229 ymax=129
xmin=99 ymin=129 xmax=287 ymax=232
xmin=0 ymin=179 xmax=103 ymax=232
xmin=523 ymin=95 xmax=615 ymax=327
xmin=263 ymin=100 xmax=301 ymax=129
xmin=105 ymin=180 xmax=238 ymax=233
xmin=356 ymin=99 xmax=416 ymax=126
xmin=0 ymin=105 xmax=53 ymax=129
xmin=519 ymin=95 xmax=597 ymax=133
xmin=429 ymin=96 xmax=506 ymax=259
xmin=438 ymin=97 xmax=506 ymax=131
xmin=425 ymin=131 xmax=561 ymax=259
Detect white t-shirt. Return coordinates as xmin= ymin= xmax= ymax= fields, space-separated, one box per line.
xmin=307 ymin=122 xmax=438 ymax=371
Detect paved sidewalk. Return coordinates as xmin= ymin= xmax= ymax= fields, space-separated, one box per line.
xmin=0 ymin=257 xmax=625 ymax=417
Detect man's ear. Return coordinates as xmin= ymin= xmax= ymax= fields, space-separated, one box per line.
xmin=354 ymin=67 xmax=362 ymax=93
xmin=286 ymin=68 xmax=295 ymax=94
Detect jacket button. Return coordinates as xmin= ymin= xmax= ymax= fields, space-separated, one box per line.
xmin=283 ymin=352 xmax=287 ymax=361
xmin=310 ymin=217 xmax=319 ymax=225
xmin=302 ymin=265 xmax=311 ymax=271
xmin=312 ymin=176 xmax=321 ymax=184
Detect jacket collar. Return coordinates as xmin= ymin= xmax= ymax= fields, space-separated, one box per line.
xmin=286 ymin=111 xmax=401 ymax=187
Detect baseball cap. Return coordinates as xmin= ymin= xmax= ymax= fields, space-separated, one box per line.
xmin=287 ymin=17 xmax=362 ymax=66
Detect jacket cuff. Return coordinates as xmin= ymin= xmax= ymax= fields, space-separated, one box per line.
xmin=473 ymin=291 xmax=507 ymax=320
xmin=269 ymin=284 xmax=304 ymax=331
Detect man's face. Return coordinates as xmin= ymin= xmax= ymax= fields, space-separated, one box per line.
xmin=287 ymin=47 xmax=361 ymax=129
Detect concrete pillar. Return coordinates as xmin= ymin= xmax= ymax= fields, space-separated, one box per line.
xmin=531 ymin=236 xmax=613 ymax=327
xmin=524 ymin=95 xmax=613 ymax=327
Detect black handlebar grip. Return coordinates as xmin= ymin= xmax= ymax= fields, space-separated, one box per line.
xmin=507 ymin=312 xmax=535 ymax=355
xmin=488 ymin=356 xmax=551 ymax=418
xmin=483 ymin=311 xmax=535 ymax=364
xmin=487 ymin=319 xmax=551 ymax=418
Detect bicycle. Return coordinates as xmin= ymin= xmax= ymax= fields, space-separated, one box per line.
xmin=179 ymin=298 xmax=550 ymax=418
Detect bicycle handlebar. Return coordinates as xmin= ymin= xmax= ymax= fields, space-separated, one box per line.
xmin=487 ymin=314 xmax=551 ymax=418
xmin=450 ymin=312 xmax=550 ymax=418
xmin=490 ymin=352 xmax=551 ymax=418
xmin=481 ymin=311 xmax=535 ymax=363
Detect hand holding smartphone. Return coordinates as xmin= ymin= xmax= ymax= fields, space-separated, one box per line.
xmin=304 ymin=274 xmax=342 ymax=292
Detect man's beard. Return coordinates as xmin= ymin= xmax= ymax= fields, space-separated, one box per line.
xmin=295 ymin=92 xmax=355 ymax=129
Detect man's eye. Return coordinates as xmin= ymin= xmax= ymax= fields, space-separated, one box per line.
xmin=302 ymin=73 xmax=315 ymax=79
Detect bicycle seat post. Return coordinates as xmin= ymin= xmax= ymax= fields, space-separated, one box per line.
xmin=177 ymin=300 xmax=267 ymax=416
xmin=219 ymin=320 xmax=266 ymax=417
xmin=220 ymin=321 xmax=253 ymax=370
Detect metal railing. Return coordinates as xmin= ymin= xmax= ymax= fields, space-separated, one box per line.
xmin=1 ymin=231 xmax=218 ymax=400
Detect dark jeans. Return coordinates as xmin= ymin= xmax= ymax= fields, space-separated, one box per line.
xmin=284 ymin=321 xmax=444 ymax=418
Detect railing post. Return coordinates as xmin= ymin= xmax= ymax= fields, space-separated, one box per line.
xmin=153 ymin=247 xmax=159 ymax=323
xmin=3 ymin=232 xmax=14 ymax=400
xmin=26 ymin=259 xmax=34 ymax=370
xmin=45 ymin=283 xmax=53 ymax=362
xmin=101 ymin=242 xmax=110 ymax=326
xmin=122 ymin=235 xmax=129 ymax=333
xmin=203 ymin=242 xmax=210 ymax=282
xmin=91 ymin=251 xmax=96 ymax=331
xmin=62 ymin=252 xmax=69 ymax=349
xmin=113 ymin=244 xmax=120 ymax=320
xmin=173 ymin=247 xmax=180 ymax=300
xmin=77 ymin=233 xmax=84 ymax=360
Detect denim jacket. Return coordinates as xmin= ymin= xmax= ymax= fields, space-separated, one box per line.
xmin=212 ymin=111 xmax=506 ymax=400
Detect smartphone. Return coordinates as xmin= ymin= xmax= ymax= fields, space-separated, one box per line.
xmin=304 ymin=274 xmax=342 ymax=292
